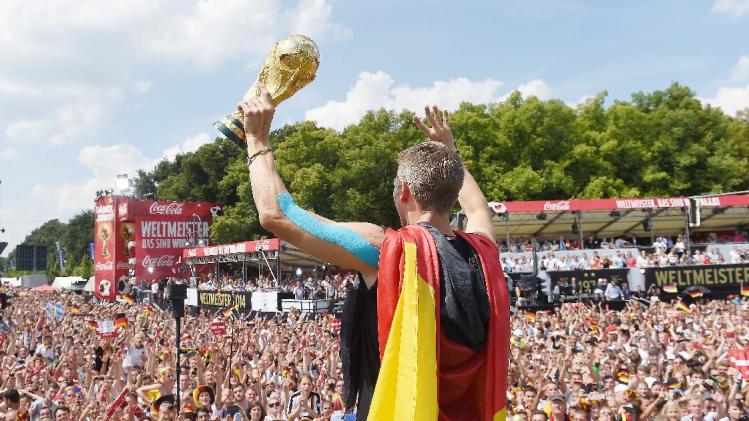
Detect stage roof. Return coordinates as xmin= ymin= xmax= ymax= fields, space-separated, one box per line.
xmin=485 ymin=194 xmax=749 ymax=239
xmin=182 ymin=238 xmax=327 ymax=271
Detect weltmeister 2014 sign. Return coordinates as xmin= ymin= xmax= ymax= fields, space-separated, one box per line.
xmin=198 ymin=290 xmax=251 ymax=309
xmin=644 ymin=264 xmax=749 ymax=298
xmin=546 ymin=268 xmax=629 ymax=294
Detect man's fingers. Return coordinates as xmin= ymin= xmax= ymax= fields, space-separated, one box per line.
xmin=432 ymin=106 xmax=442 ymax=128
xmin=443 ymin=110 xmax=450 ymax=128
xmin=257 ymin=83 xmax=274 ymax=108
xmin=425 ymin=105 xmax=439 ymax=129
xmin=412 ymin=115 xmax=431 ymax=135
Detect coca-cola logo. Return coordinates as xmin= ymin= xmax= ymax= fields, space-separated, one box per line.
xmin=543 ymin=201 xmax=571 ymax=211
xmin=116 ymin=261 xmax=130 ymax=270
xmin=255 ymin=240 xmax=271 ymax=251
xmin=149 ymin=202 xmax=184 ymax=215
xmin=95 ymin=261 xmax=113 ymax=271
xmin=141 ymin=255 xmax=176 ymax=267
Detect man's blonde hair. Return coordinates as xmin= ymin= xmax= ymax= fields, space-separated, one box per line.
xmin=395 ymin=141 xmax=464 ymax=213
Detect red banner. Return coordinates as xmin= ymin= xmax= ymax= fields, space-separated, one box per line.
xmin=184 ymin=238 xmax=280 ymax=258
xmin=490 ymin=194 xmax=749 ymax=214
xmin=728 ymin=348 xmax=749 ymax=380
xmin=94 ymin=196 xmax=117 ymax=301
xmin=94 ymin=196 xmax=221 ymax=300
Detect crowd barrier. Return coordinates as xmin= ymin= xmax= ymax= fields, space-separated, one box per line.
xmin=513 ymin=262 xmax=749 ymax=302
xmin=185 ymin=288 xmax=332 ymax=313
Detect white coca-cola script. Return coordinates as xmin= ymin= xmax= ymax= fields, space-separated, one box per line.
xmin=95 ymin=261 xmax=113 ymax=271
xmin=543 ymin=201 xmax=571 ymax=211
xmin=149 ymin=202 xmax=184 ymax=215
xmin=141 ymin=255 xmax=176 ymax=267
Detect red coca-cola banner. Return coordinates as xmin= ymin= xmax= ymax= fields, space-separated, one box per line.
xmin=94 ymin=196 xmax=117 ymax=301
xmin=130 ymin=200 xmax=220 ymax=282
xmin=489 ymin=194 xmax=749 ymax=214
xmin=183 ymin=238 xmax=280 ymax=259
xmin=94 ymin=196 xmax=221 ymax=300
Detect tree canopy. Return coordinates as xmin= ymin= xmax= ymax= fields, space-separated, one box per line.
xmin=4 ymin=210 xmax=94 ymax=278
xmin=12 ymin=82 xmax=749 ymax=252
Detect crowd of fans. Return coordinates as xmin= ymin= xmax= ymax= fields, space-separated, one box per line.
xmin=508 ymin=300 xmax=749 ymax=421
xmin=501 ymin=231 xmax=749 ymax=254
xmin=0 ymin=288 xmax=348 ymax=421
xmin=0 ymin=286 xmax=747 ymax=421
xmin=502 ymin=240 xmax=749 ymax=273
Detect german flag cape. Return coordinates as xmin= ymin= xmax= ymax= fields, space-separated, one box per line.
xmin=369 ymin=225 xmax=509 ymax=421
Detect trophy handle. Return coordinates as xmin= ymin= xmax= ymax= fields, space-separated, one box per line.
xmin=214 ymin=111 xmax=246 ymax=149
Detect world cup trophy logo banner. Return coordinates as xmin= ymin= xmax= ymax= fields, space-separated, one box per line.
xmin=214 ymin=34 xmax=320 ymax=147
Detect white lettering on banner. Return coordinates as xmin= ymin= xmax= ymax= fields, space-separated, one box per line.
xmin=95 ymin=261 xmax=113 ymax=271
xmin=698 ymin=197 xmax=721 ymax=206
xmin=149 ymin=202 xmax=184 ymax=215
xmin=255 ymin=240 xmax=271 ymax=251
xmin=118 ymin=203 xmax=128 ymax=215
xmin=116 ymin=261 xmax=131 ymax=270
xmin=543 ymin=201 xmax=571 ymax=211
xmin=655 ymin=198 xmax=686 ymax=208
xmin=141 ymin=255 xmax=175 ymax=267
xmin=140 ymin=221 xmax=208 ymax=240
xmin=95 ymin=205 xmax=113 ymax=215
xmin=615 ymin=199 xmax=657 ymax=209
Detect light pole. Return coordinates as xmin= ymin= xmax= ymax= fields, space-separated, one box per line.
xmin=165 ymin=283 xmax=187 ymax=412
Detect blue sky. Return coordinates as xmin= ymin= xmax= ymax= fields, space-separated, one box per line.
xmin=1 ymin=0 xmax=748 ymax=256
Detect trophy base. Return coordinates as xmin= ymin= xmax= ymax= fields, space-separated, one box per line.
xmin=214 ymin=111 xmax=246 ymax=149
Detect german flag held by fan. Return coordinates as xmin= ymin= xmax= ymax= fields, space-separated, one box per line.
xmin=114 ymin=313 xmax=128 ymax=330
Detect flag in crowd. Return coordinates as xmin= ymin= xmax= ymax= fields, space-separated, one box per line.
xmin=144 ymin=303 xmax=158 ymax=315
xmin=688 ymin=290 xmax=704 ymax=298
xmin=666 ymin=379 xmax=682 ymax=390
xmin=524 ymin=311 xmax=537 ymax=323
xmin=728 ymin=348 xmax=749 ymax=380
xmin=741 ymin=285 xmax=749 ymax=297
xmin=115 ymin=313 xmax=128 ymax=330
xmin=117 ymin=294 xmax=135 ymax=305
xmin=662 ymin=284 xmax=678 ymax=293
xmin=675 ymin=302 xmax=690 ymax=312
xmin=616 ymin=372 xmax=630 ymax=384
xmin=223 ymin=304 xmax=238 ymax=319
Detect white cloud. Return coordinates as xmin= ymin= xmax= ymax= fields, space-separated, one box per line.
xmin=133 ymin=80 xmax=153 ymax=94
xmin=305 ymin=71 xmax=505 ymax=130
xmin=702 ymin=84 xmax=749 ymax=116
xmin=0 ymin=0 xmax=344 ymax=145
xmin=305 ymin=71 xmax=558 ymax=131
xmin=29 ymin=184 xmax=50 ymax=198
xmin=712 ymin=0 xmax=749 ymax=16
xmin=0 ymin=148 xmax=18 ymax=161
xmin=516 ymin=79 xmax=553 ymax=100
xmin=162 ymin=132 xmax=212 ymax=161
xmin=731 ymin=55 xmax=749 ymax=82
xmin=54 ymin=133 xmax=214 ymax=212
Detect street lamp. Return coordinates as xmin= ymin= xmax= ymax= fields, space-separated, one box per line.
xmin=116 ymin=174 xmax=130 ymax=192
xmin=295 ymin=267 xmax=302 ymax=278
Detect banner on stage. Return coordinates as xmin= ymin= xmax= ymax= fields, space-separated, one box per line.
xmin=546 ymin=268 xmax=629 ymax=294
xmin=197 ymin=290 xmax=251 ymax=309
xmin=644 ymin=263 xmax=749 ymax=298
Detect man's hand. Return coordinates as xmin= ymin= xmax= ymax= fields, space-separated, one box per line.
xmin=413 ymin=106 xmax=455 ymax=150
xmin=238 ymin=83 xmax=275 ymax=148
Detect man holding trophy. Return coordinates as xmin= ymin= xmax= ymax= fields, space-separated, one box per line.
xmin=228 ymin=35 xmax=508 ymax=421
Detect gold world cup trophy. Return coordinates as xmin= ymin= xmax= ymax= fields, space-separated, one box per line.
xmin=215 ymin=34 xmax=320 ymax=148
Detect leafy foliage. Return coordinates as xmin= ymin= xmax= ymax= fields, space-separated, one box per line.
xmin=18 ymin=83 xmax=749 ymax=251
xmin=6 ymin=210 xmax=94 ymax=278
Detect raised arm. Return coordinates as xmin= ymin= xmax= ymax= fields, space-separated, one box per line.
xmin=413 ymin=106 xmax=494 ymax=241
xmin=239 ymin=85 xmax=384 ymax=286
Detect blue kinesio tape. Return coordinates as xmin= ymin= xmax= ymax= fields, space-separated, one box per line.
xmin=276 ymin=192 xmax=380 ymax=268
